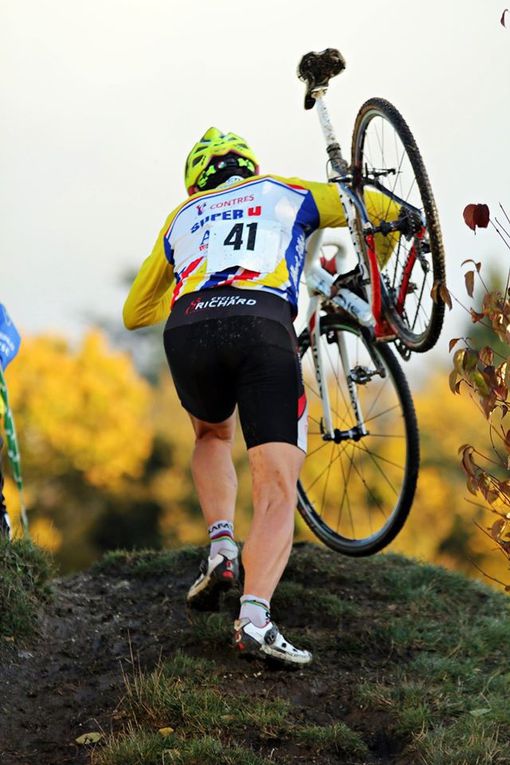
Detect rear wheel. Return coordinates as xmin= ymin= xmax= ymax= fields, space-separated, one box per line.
xmin=351 ymin=98 xmax=446 ymax=352
xmin=297 ymin=315 xmax=419 ymax=556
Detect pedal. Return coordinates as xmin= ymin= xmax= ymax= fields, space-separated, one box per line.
xmin=394 ymin=339 xmax=412 ymax=361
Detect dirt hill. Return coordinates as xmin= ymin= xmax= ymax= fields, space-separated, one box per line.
xmin=0 ymin=543 xmax=509 ymax=765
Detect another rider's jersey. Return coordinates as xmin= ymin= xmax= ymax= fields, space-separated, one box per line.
xmin=123 ymin=174 xmax=347 ymax=329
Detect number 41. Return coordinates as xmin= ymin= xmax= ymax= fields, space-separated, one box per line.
xmin=223 ymin=222 xmax=258 ymax=251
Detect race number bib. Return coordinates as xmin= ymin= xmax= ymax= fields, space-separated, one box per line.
xmin=206 ymin=220 xmax=281 ymax=274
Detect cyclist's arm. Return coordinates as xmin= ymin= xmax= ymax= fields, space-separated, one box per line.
xmin=123 ymin=221 xmax=176 ymax=330
xmin=288 ymin=178 xmax=399 ymax=231
xmin=292 ymin=178 xmax=401 ymax=271
xmin=278 ymin=178 xmax=347 ymax=228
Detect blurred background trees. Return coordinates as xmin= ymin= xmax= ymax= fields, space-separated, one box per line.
xmin=2 ymin=316 xmax=508 ymax=589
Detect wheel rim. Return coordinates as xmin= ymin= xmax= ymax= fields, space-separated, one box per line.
xmin=353 ymin=105 xmax=443 ymax=347
xmin=298 ymin=322 xmax=413 ymax=549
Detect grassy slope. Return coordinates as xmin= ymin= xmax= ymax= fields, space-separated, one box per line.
xmin=0 ymin=537 xmax=53 ymax=645
xmin=90 ymin=544 xmax=510 ymax=765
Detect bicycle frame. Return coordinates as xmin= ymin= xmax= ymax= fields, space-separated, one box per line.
xmin=295 ymin=49 xmax=423 ymax=555
xmin=304 ymin=91 xmax=394 ymax=442
xmin=310 ymin=92 xmax=400 ymax=336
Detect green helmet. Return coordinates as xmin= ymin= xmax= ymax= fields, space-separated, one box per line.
xmin=184 ymin=127 xmax=259 ymax=194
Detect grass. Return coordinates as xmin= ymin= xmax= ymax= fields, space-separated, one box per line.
xmin=91 ymin=725 xmax=170 ymax=765
xmin=295 ymin=722 xmax=369 ymax=757
xmin=414 ymin=717 xmax=506 ymax=765
xmin=98 ymin=650 xmax=370 ymax=764
xmin=0 ymin=536 xmax=53 ymax=643
xmin=81 ymin=544 xmax=510 ymax=763
xmin=91 ymin=546 xmax=203 ymax=579
xmin=93 ymin=731 xmax=273 ymax=765
xmin=124 ymin=652 xmax=290 ymax=738
xmin=185 ymin=611 xmax=233 ymax=647
xmin=93 ymin=653 xmax=288 ymax=765
xmin=272 ymin=580 xmax=358 ymax=625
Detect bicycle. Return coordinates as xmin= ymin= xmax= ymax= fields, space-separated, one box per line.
xmin=295 ymin=49 xmax=446 ymax=555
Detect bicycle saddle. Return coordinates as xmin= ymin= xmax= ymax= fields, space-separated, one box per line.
xmin=298 ymin=48 xmax=346 ymax=110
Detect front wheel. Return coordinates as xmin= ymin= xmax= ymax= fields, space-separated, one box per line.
xmin=351 ymin=98 xmax=446 ymax=352
xmin=297 ymin=315 xmax=419 ymax=556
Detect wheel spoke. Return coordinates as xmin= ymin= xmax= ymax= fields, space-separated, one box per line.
xmin=297 ymin=314 xmax=418 ymax=555
xmin=354 ymin=100 xmax=445 ymax=352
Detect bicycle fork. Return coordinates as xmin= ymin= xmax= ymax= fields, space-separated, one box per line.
xmin=306 ymin=299 xmax=372 ymax=444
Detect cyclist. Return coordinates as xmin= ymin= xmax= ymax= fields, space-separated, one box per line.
xmin=124 ymin=128 xmax=354 ymax=665
xmin=0 ymin=304 xmax=21 ymax=540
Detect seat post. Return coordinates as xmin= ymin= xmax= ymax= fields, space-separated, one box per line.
xmin=297 ymin=49 xmax=348 ymax=175
xmin=313 ymin=93 xmax=348 ymax=176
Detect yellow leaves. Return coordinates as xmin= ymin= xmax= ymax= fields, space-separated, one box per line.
xmin=4 ymin=330 xmax=154 ymax=490
xmin=75 ymin=731 xmax=103 ymax=745
xmin=158 ymin=726 xmax=175 ymax=737
xmin=448 ymin=340 xmax=508 ymax=421
xmin=30 ymin=517 xmax=63 ymax=552
xmin=391 ymin=375 xmax=510 ymax=581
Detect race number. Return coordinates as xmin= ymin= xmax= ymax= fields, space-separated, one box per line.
xmin=206 ymin=219 xmax=281 ymax=273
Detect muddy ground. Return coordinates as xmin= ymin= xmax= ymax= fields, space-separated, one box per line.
xmin=1 ymin=543 xmax=485 ymax=765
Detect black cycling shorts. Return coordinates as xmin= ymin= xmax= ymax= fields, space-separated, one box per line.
xmin=163 ymin=287 xmax=307 ymax=451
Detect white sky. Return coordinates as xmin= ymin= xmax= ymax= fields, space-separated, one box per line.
xmin=1 ymin=0 xmax=509 ymax=370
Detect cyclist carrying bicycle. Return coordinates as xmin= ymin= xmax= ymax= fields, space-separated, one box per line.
xmin=124 ymin=128 xmax=356 ymax=665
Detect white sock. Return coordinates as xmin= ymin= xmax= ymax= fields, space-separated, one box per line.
xmin=208 ymin=520 xmax=238 ymax=560
xmin=239 ymin=594 xmax=271 ymax=628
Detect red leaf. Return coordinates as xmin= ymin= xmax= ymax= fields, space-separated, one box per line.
xmin=463 ymin=203 xmax=490 ymax=231
xmin=463 ymin=204 xmax=477 ymax=231
xmin=474 ymin=204 xmax=490 ymax=228
xmin=449 ymin=338 xmax=461 ymax=352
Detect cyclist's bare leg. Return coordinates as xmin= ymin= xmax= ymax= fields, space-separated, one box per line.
xmin=189 ymin=413 xmax=237 ymax=526
xmin=242 ymin=442 xmax=305 ymax=601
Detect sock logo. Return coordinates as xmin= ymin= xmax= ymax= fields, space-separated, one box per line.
xmin=209 ymin=521 xmax=233 ymax=533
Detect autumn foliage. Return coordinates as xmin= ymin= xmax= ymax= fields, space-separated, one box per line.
xmin=449 ymin=203 xmax=510 ymax=586
xmin=2 ymin=331 xmax=154 ymax=561
xmin=2 ymin=317 xmax=510 ymax=587
xmin=5 ymin=331 xmax=153 ymax=488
